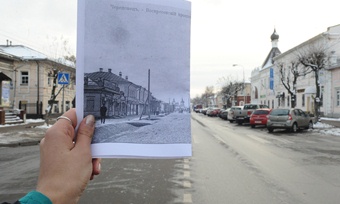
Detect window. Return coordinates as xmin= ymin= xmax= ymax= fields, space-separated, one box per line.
xmin=320 ymin=86 xmax=324 ymax=107
xmin=21 ymin=71 xmax=29 ymax=85
xmin=272 ymin=100 xmax=274 ymax=108
xmin=302 ymin=94 xmax=305 ymax=107
xmin=48 ymin=77 xmax=52 ymax=86
xmin=287 ymin=96 xmax=290 ymax=107
xmin=337 ymin=90 xmax=340 ymax=106
xmin=86 ymin=97 xmax=95 ymax=111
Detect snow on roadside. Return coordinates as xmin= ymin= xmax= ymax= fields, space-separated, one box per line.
xmin=313 ymin=121 xmax=340 ymax=137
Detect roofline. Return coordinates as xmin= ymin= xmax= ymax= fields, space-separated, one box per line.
xmin=273 ymin=24 xmax=340 ymax=61
xmin=0 ymin=45 xmax=75 ymax=68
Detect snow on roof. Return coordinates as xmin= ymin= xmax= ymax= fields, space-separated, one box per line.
xmin=0 ymin=45 xmax=75 ymax=68
xmin=0 ymin=45 xmax=47 ymax=60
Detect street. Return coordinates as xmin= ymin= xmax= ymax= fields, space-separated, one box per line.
xmin=1 ymin=113 xmax=340 ymax=203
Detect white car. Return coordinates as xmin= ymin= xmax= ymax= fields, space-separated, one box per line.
xmin=227 ymin=106 xmax=244 ymax=123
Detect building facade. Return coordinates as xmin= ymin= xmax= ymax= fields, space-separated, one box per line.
xmin=251 ymin=25 xmax=340 ymax=118
xmin=251 ymin=29 xmax=281 ymax=109
xmin=273 ymin=25 xmax=340 ymax=117
xmin=0 ymin=44 xmax=76 ymax=118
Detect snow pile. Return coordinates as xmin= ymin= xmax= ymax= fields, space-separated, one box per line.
xmin=313 ymin=121 xmax=340 ymax=137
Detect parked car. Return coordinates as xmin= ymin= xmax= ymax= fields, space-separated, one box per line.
xmin=266 ymin=108 xmax=314 ymax=133
xmin=249 ymin=108 xmax=271 ymax=128
xmin=220 ymin=108 xmax=230 ymax=120
xmin=193 ymin=104 xmax=203 ymax=113
xmin=201 ymin=107 xmax=214 ymax=115
xmin=227 ymin=106 xmax=244 ymax=123
xmin=200 ymin=107 xmax=209 ymax=115
xmin=207 ymin=107 xmax=221 ymax=117
xmin=234 ymin=104 xmax=269 ymax=125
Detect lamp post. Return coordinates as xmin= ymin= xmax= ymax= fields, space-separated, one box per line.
xmin=232 ymin=64 xmax=246 ymax=105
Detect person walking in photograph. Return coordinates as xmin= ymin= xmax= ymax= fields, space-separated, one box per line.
xmin=100 ymin=103 xmax=107 ymax=124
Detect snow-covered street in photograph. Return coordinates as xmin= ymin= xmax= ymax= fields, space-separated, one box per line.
xmin=92 ymin=112 xmax=191 ymax=144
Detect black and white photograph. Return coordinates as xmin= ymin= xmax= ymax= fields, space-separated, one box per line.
xmin=76 ymin=0 xmax=192 ymax=157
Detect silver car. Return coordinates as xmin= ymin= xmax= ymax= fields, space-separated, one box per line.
xmin=266 ymin=108 xmax=314 ymax=133
xmin=227 ymin=106 xmax=243 ymax=123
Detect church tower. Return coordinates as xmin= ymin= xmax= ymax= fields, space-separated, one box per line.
xmin=271 ymin=29 xmax=279 ymax=48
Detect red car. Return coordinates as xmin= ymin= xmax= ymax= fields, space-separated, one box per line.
xmin=249 ymin=108 xmax=272 ymax=128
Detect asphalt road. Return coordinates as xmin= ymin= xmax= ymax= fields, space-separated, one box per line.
xmin=1 ymin=113 xmax=340 ymax=203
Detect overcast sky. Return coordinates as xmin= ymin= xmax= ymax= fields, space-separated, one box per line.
xmin=1 ymin=0 xmax=340 ymax=99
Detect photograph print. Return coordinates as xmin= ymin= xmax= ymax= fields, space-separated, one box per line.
xmin=76 ymin=0 xmax=192 ymax=158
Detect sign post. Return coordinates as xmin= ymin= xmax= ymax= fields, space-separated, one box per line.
xmin=57 ymin=72 xmax=70 ymax=113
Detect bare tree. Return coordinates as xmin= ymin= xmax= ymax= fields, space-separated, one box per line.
xmin=191 ymin=95 xmax=203 ymax=107
xmin=297 ymin=44 xmax=328 ymax=120
xmin=277 ymin=60 xmax=311 ymax=108
xmin=218 ymin=76 xmax=243 ymax=107
xmin=201 ymin=86 xmax=215 ymax=107
xmin=44 ymin=36 xmax=76 ymax=125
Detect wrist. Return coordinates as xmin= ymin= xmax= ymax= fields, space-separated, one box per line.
xmin=19 ymin=191 xmax=52 ymax=204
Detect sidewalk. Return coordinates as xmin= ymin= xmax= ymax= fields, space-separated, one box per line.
xmin=0 ymin=119 xmax=51 ymax=147
xmin=0 ymin=114 xmax=153 ymax=147
xmin=320 ymin=118 xmax=340 ymax=128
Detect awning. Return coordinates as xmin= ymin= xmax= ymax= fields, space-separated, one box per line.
xmin=0 ymin=72 xmax=11 ymax=81
xmin=304 ymin=86 xmax=316 ymax=94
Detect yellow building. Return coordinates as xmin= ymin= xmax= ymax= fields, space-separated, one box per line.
xmin=0 ymin=44 xmax=76 ymax=118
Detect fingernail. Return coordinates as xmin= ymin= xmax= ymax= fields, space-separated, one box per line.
xmin=86 ymin=115 xmax=95 ymax=127
xmin=97 ymin=163 xmax=101 ymax=172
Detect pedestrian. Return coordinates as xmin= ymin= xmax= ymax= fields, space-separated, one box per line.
xmin=100 ymin=103 xmax=107 ymax=124
xmin=2 ymin=108 xmax=101 ymax=204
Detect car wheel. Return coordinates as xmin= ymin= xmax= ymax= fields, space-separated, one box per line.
xmin=229 ymin=120 xmax=234 ymax=123
xmin=307 ymin=121 xmax=313 ymax=129
xmin=237 ymin=122 xmax=242 ymax=125
xmin=291 ymin=123 xmax=298 ymax=133
xmin=251 ymin=125 xmax=255 ymax=128
xmin=268 ymin=128 xmax=273 ymax=133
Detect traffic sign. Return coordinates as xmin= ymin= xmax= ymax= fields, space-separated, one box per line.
xmin=58 ymin=72 xmax=70 ymax=85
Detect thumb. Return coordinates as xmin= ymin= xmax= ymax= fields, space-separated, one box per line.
xmin=75 ymin=115 xmax=96 ymax=151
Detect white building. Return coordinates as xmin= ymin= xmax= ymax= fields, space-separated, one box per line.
xmin=251 ymin=29 xmax=281 ymax=108
xmin=273 ymin=24 xmax=340 ymax=117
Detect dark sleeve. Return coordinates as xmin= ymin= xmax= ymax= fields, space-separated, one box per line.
xmin=1 ymin=201 xmax=21 ymax=204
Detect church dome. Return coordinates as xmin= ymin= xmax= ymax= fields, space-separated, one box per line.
xmin=271 ymin=29 xmax=279 ymax=41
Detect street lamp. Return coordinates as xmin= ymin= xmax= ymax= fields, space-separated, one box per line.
xmin=232 ymin=64 xmax=246 ymax=105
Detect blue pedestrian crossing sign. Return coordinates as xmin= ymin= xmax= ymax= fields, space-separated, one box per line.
xmin=57 ymin=72 xmax=70 ymax=85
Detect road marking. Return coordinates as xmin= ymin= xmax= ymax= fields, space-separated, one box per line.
xmin=183 ymin=193 xmax=192 ymax=203
xmin=183 ymin=164 xmax=190 ymax=169
xmin=247 ymin=134 xmax=271 ymax=144
xmin=183 ymin=181 xmax=191 ymax=188
xmin=273 ymin=137 xmax=293 ymax=144
xmin=183 ymin=150 xmax=192 ymax=203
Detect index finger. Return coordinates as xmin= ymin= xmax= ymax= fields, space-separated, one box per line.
xmin=48 ymin=108 xmax=77 ymax=142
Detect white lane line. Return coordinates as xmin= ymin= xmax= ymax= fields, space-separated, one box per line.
xmin=183 ymin=193 xmax=192 ymax=203
xmin=247 ymin=134 xmax=271 ymax=144
xmin=272 ymin=137 xmax=294 ymax=144
xmin=183 ymin=164 xmax=190 ymax=169
xmin=183 ymin=181 xmax=191 ymax=188
xmin=184 ymin=171 xmax=190 ymax=177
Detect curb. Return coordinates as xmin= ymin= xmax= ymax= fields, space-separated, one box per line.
xmin=0 ymin=121 xmax=46 ymax=132
xmin=320 ymin=119 xmax=340 ymax=128
xmin=0 ymin=139 xmax=41 ymax=147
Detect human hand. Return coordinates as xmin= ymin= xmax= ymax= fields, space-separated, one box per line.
xmin=36 ymin=108 xmax=101 ymax=204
